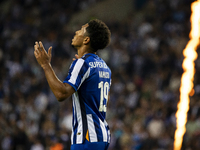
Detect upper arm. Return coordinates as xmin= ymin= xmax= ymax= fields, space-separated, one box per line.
xmin=64 ymin=82 xmax=76 ymax=95
xmin=57 ymin=83 xmax=75 ymax=102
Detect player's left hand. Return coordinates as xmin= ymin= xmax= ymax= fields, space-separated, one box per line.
xmin=34 ymin=41 xmax=52 ymax=68
xmin=72 ymin=54 xmax=79 ymax=61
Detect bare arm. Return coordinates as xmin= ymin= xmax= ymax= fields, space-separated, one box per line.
xmin=41 ymin=63 xmax=75 ymax=101
xmin=34 ymin=41 xmax=75 ymax=101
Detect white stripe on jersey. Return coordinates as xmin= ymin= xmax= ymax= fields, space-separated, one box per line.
xmin=99 ymin=119 xmax=107 ymax=142
xmin=108 ymin=130 xmax=111 ymax=143
xmin=74 ymin=92 xmax=83 ymax=144
xmin=104 ymin=120 xmax=111 ymax=143
xmin=71 ymin=96 xmax=77 ymax=145
xmin=68 ymin=59 xmax=84 ymax=85
xmin=71 ymin=126 xmax=74 ymax=144
xmin=78 ymin=67 xmax=90 ymax=90
xmin=87 ymin=114 xmax=98 ymax=142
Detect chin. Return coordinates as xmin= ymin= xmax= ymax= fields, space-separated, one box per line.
xmin=71 ymin=43 xmax=77 ymax=49
xmin=71 ymin=43 xmax=74 ymax=47
xmin=71 ymin=42 xmax=76 ymax=46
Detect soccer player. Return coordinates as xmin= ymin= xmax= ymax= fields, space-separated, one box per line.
xmin=34 ymin=19 xmax=111 ymax=150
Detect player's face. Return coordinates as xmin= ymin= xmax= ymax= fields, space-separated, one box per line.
xmin=72 ymin=23 xmax=89 ymax=48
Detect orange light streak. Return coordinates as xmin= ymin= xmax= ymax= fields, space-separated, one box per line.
xmin=174 ymin=1 xmax=200 ymax=150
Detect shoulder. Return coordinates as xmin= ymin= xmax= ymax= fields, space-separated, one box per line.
xmin=80 ymin=53 xmax=96 ymax=65
xmin=69 ymin=58 xmax=88 ymax=73
xmin=81 ymin=53 xmax=95 ymax=60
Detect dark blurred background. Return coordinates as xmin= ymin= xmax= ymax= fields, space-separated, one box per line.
xmin=0 ymin=0 xmax=200 ymax=149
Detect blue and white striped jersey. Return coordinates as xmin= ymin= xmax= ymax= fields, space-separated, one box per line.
xmin=63 ymin=53 xmax=111 ymax=145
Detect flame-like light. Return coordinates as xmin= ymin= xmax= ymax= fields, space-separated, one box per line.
xmin=174 ymin=1 xmax=200 ymax=150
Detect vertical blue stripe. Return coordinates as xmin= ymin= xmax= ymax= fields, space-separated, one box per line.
xmin=92 ymin=115 xmax=103 ymax=142
xmin=72 ymin=94 xmax=78 ymax=144
xmin=78 ymin=90 xmax=88 ymax=142
xmin=74 ymin=92 xmax=83 ymax=144
xmin=99 ymin=118 xmax=107 ymax=142
xmin=104 ymin=121 xmax=111 ymax=143
xmin=73 ymin=124 xmax=77 ymax=144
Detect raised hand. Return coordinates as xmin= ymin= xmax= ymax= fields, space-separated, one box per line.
xmin=73 ymin=54 xmax=79 ymax=61
xmin=34 ymin=41 xmax=52 ymax=68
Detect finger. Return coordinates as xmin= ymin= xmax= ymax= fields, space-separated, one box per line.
xmin=35 ymin=41 xmax=39 ymax=49
xmin=34 ymin=50 xmax=39 ymax=57
xmin=34 ymin=44 xmax=38 ymax=50
xmin=39 ymin=41 xmax=47 ymax=54
xmin=34 ymin=45 xmax=40 ymax=54
xmin=35 ymin=42 xmax=41 ymax=54
xmin=48 ymin=46 xmax=52 ymax=57
xmin=75 ymin=54 xmax=79 ymax=59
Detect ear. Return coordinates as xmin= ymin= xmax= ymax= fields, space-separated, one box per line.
xmin=83 ymin=37 xmax=90 ymax=45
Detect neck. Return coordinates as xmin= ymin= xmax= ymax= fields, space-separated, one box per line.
xmin=77 ymin=45 xmax=96 ymax=57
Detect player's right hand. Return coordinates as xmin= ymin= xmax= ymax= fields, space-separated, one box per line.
xmin=34 ymin=41 xmax=52 ymax=68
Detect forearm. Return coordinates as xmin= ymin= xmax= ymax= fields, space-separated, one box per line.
xmin=41 ymin=63 xmax=69 ymax=101
xmin=34 ymin=41 xmax=75 ymax=100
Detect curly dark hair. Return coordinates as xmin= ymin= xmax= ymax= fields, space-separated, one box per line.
xmin=85 ymin=19 xmax=111 ymax=52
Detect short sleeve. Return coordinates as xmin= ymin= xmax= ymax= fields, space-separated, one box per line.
xmin=63 ymin=58 xmax=90 ymax=91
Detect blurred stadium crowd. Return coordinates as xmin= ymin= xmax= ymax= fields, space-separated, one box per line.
xmin=0 ymin=0 xmax=200 ymax=149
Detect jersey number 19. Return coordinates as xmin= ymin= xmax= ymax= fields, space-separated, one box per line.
xmin=98 ymin=81 xmax=109 ymax=112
